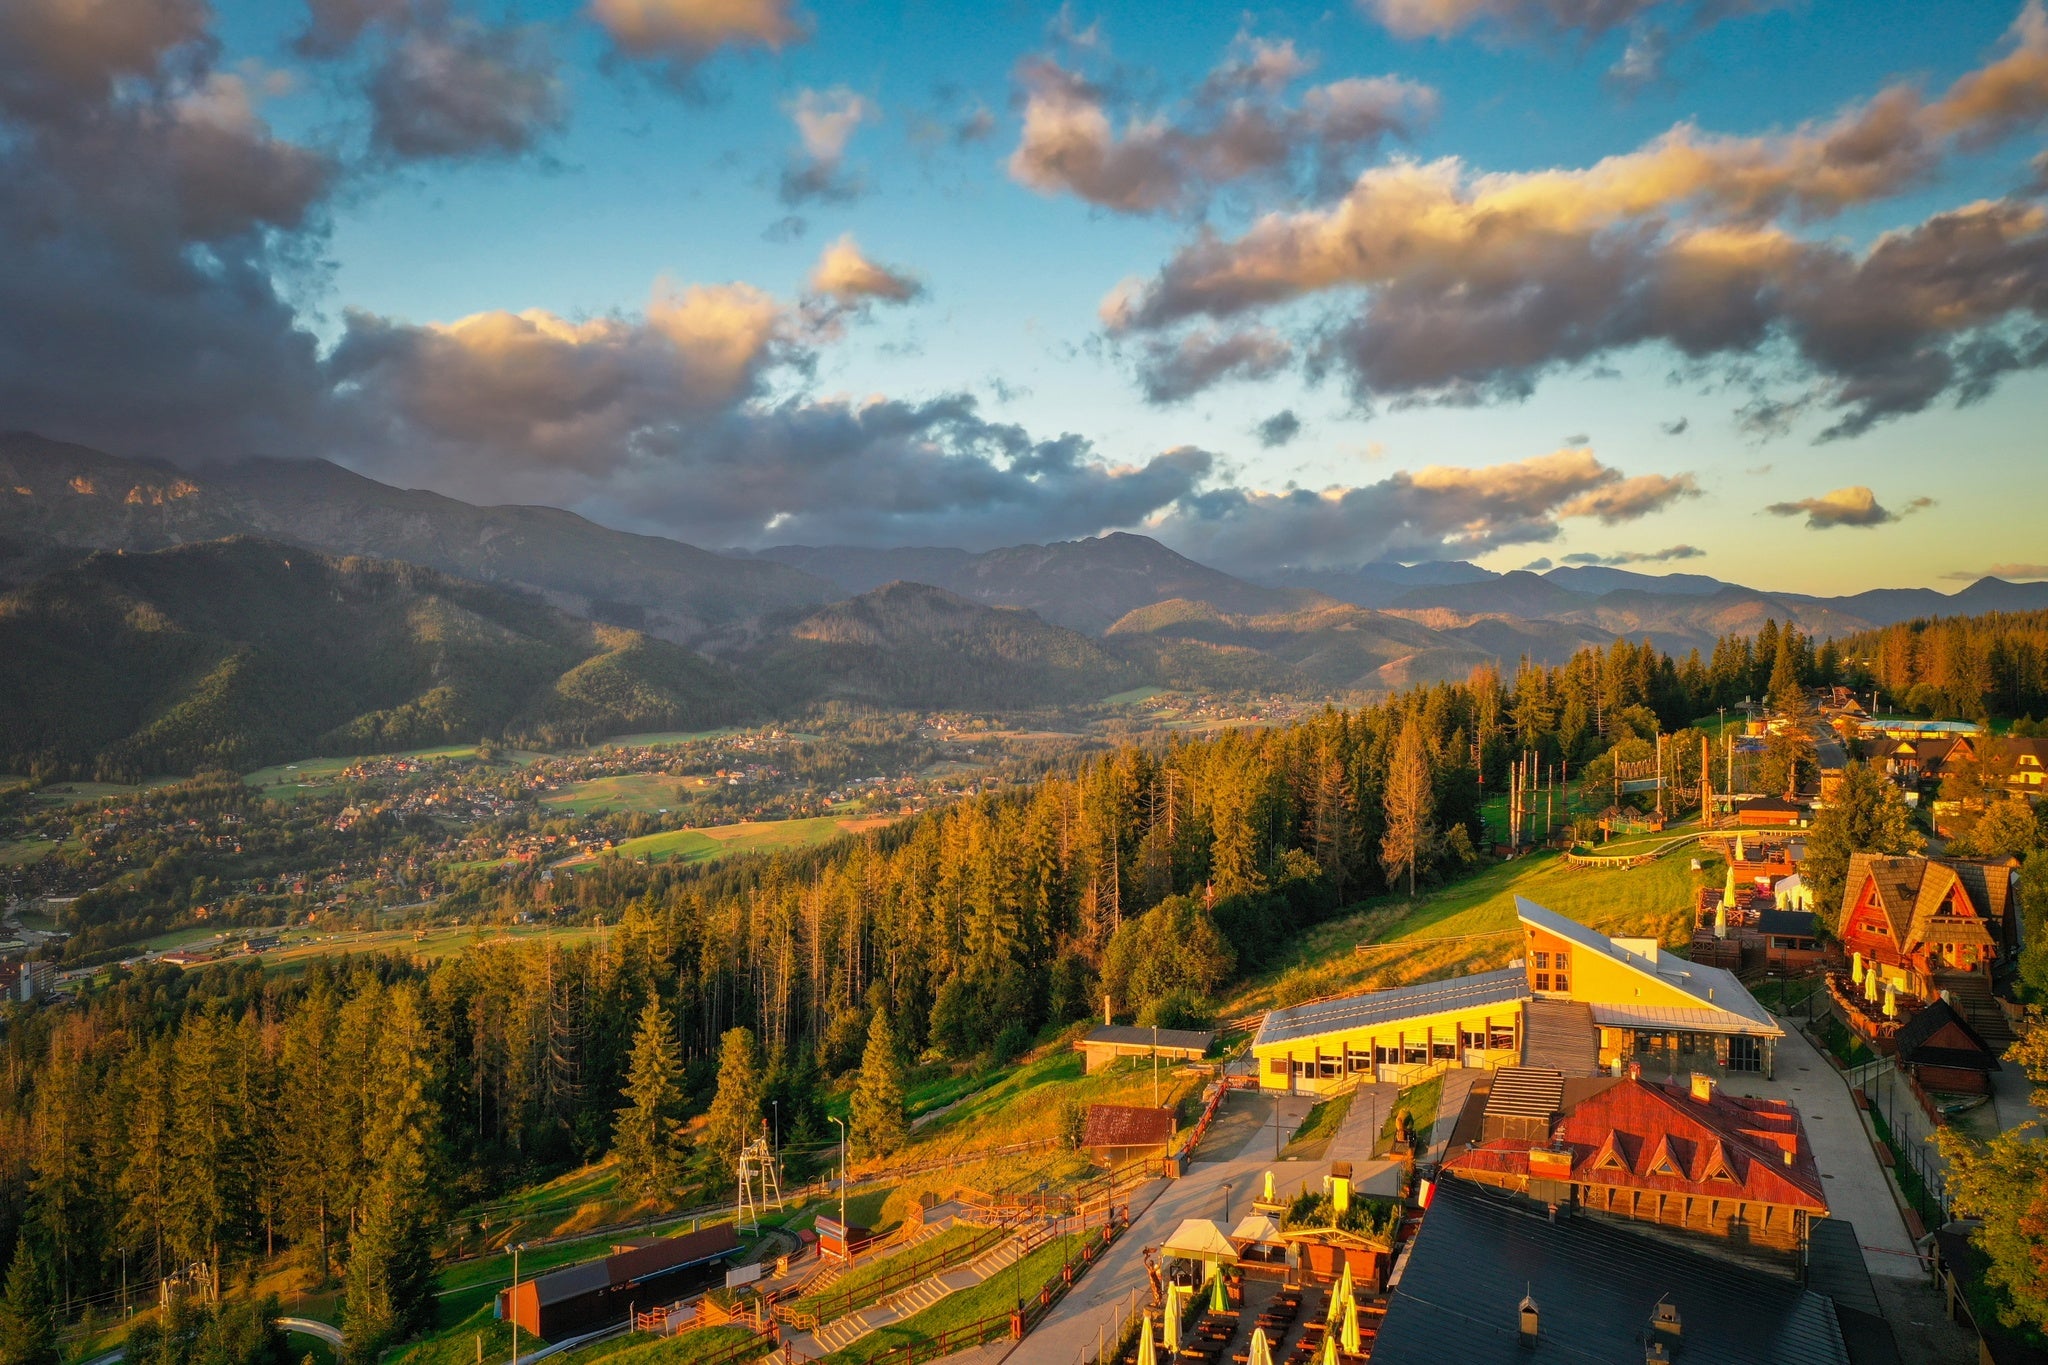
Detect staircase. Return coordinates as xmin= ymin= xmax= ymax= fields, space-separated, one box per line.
xmin=1521 ymin=999 xmax=1600 ymax=1076
xmin=1933 ymin=971 xmax=2016 ymax=1050
xmin=782 ymin=1227 xmax=1033 ymax=1359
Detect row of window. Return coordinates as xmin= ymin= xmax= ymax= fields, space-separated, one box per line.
xmin=1534 ymin=973 xmax=1571 ymax=992
xmin=1267 ymin=1025 xmax=1518 ymax=1075
xmin=1533 ymin=949 xmax=1572 ymax=971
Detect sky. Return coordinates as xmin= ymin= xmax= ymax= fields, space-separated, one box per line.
xmin=2 ymin=0 xmax=2045 ymax=594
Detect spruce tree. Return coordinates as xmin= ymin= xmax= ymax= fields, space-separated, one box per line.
xmin=700 ymin=1027 xmax=764 ymax=1171
xmin=341 ymin=986 xmax=438 ymax=1362
xmin=0 ymin=1240 xmax=57 ymax=1365
xmin=1806 ymin=762 xmax=1923 ymax=925
xmin=850 ymin=1012 xmax=908 ymax=1160
xmin=612 ymin=996 xmax=686 ymax=1201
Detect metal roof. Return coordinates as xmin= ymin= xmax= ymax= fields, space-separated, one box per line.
xmin=1372 ymin=1179 xmax=1850 ymax=1365
xmin=1081 ymin=1025 xmax=1214 ymax=1052
xmin=1588 ymin=1002 xmax=1785 ymax=1037
xmin=1253 ymin=968 xmax=1529 ymax=1049
xmin=1516 ymin=897 xmax=1782 ymax=1037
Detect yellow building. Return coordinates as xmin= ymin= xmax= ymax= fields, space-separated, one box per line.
xmin=1250 ymin=897 xmax=1785 ymax=1093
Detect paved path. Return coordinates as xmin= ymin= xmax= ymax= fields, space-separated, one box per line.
xmin=1990 ymin=1052 xmax=2044 ymax=1135
xmin=1722 ymin=1016 xmax=1921 ymax=1279
xmin=1422 ymin=1069 xmax=1480 ymax=1167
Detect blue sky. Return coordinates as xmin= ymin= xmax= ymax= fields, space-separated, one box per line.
xmin=3 ymin=0 xmax=2045 ymax=592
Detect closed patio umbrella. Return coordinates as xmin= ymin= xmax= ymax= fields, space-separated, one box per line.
xmin=1164 ymin=1285 xmax=1182 ymax=1353
xmin=1327 ymin=1261 xmax=1353 ymax=1323
xmin=1319 ymin=1331 xmax=1341 ymax=1365
xmin=1247 ymin=1327 xmax=1274 ymax=1365
xmin=1210 ymin=1268 xmax=1229 ymax=1314
xmin=1340 ymin=1294 xmax=1361 ymax=1353
xmin=1137 ymin=1313 xmax=1156 ymax=1365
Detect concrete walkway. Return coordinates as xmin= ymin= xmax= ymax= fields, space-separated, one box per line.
xmin=1721 ymin=1016 xmax=1921 ymax=1279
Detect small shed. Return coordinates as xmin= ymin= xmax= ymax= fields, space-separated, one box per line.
xmin=1734 ymin=796 xmax=1805 ymax=828
xmin=498 ymin=1223 xmax=741 ymax=1340
xmin=1075 ymin=1025 xmax=1214 ymax=1074
xmin=1080 ymin=1104 xmax=1176 ymax=1166
xmin=1894 ymin=999 xmax=2000 ymax=1095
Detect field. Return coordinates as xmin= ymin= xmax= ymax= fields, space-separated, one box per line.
xmin=1223 ymin=846 xmax=1699 ymax=1021
xmin=576 ymin=728 xmax=743 ymax=751
xmin=0 ymin=836 xmax=77 ymax=866
xmin=540 ymin=772 xmax=706 ymax=816
xmin=597 ymin=816 xmax=896 ymax=868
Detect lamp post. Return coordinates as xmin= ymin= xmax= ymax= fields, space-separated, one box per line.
xmin=509 ymin=1243 xmax=527 ymax=1365
xmin=828 ymin=1115 xmax=848 ymax=1255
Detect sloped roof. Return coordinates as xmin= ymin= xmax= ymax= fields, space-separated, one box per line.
xmin=1372 ymin=1180 xmax=1849 ymax=1365
xmin=1516 ymin=899 xmax=1782 ymax=1038
xmin=1081 ymin=1025 xmax=1214 ymax=1053
xmin=1893 ymin=999 xmax=1999 ymax=1073
xmin=1080 ymin=1104 xmax=1175 ymax=1149
xmin=529 ymin=1224 xmax=741 ymax=1307
xmin=1846 ymin=853 xmax=2011 ymax=953
xmin=1162 ymin=1218 xmax=1239 ymax=1262
xmin=1254 ymin=967 xmax=1529 ymax=1049
xmin=1444 ymin=1077 xmax=1827 ymax=1212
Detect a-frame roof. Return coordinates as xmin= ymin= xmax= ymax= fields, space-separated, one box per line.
xmin=1845 ymin=853 xmax=2012 ymax=953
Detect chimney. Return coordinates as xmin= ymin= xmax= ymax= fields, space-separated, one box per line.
xmin=1690 ymin=1073 xmax=1715 ymax=1104
xmin=1782 ymin=1149 xmax=1794 ymax=1167
xmin=1104 ymin=994 xmax=1113 ymax=1026
xmin=1647 ymin=1297 xmax=1682 ymax=1361
xmin=1518 ymin=1291 xmax=1540 ymax=1347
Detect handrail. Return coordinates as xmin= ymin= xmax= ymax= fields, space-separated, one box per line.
xmin=773 ymin=1222 xmax=1011 ymax=1331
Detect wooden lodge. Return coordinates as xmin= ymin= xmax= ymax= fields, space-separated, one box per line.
xmin=1441 ymin=1071 xmax=1827 ymax=1263
xmin=1836 ymin=852 xmax=2016 ymax=1003
xmin=1892 ymin=998 xmax=2000 ymax=1096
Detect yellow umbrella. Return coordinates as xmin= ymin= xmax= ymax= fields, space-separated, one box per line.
xmin=1164 ymin=1286 xmax=1182 ymax=1353
xmin=1247 ymin=1327 xmax=1274 ymax=1365
xmin=1262 ymin=1170 xmax=1275 ymax=1203
xmin=1883 ymin=983 xmax=1898 ymax=1019
xmin=1864 ymin=967 xmax=1879 ymax=1003
xmin=1341 ymin=1295 xmax=1361 ymax=1354
xmin=1319 ymin=1331 xmax=1341 ymax=1365
xmin=1851 ymin=951 xmax=1863 ymax=985
xmin=1137 ymin=1313 xmax=1157 ymax=1365
xmin=1326 ymin=1260 xmax=1354 ymax=1324
xmin=1211 ymin=1268 xmax=1229 ymax=1314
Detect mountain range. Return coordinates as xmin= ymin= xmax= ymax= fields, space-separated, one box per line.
xmin=6 ymin=432 xmax=2047 ymax=774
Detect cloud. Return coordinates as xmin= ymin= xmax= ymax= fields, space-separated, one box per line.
xmin=780 ymin=86 xmax=875 ymax=204
xmin=366 ymin=19 xmax=564 ymax=161
xmin=1558 ymin=471 xmax=1699 ymax=522
xmin=1522 ymin=557 xmax=1555 ymax=571
xmin=1661 ymin=416 xmax=1689 ymax=434
xmin=0 ymin=0 xmax=212 ymax=117
xmin=1607 ymin=24 xmax=1672 ymax=95
xmin=1134 ymin=327 xmax=1292 ymax=403
xmin=297 ymin=0 xmax=408 ymax=58
xmin=1560 ymin=544 xmax=1705 ymax=565
xmin=1764 ymin=485 xmax=1932 ymax=528
xmin=1989 ymin=562 xmax=2048 ymax=579
xmin=1360 ymin=0 xmax=1774 ymax=42
xmin=1143 ymin=447 xmax=1694 ymax=572
xmin=1255 ymin=410 xmax=1303 ymax=446
xmin=590 ymin=0 xmax=807 ymax=75
xmin=1107 ymin=9 xmax=2048 ymax=434
xmin=808 ymin=236 xmax=923 ymax=304
xmin=1007 ymin=32 xmax=1435 ymax=214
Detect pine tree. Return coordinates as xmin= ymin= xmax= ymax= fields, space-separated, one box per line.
xmin=612 ymin=997 xmax=686 ymax=1201
xmin=700 ymin=1027 xmax=764 ymax=1170
xmin=850 ymin=1012 xmax=907 ymax=1160
xmin=0 ymin=1241 xmax=58 ymax=1365
xmin=341 ymin=986 xmax=439 ymax=1361
xmin=1381 ymin=716 xmax=1436 ymax=899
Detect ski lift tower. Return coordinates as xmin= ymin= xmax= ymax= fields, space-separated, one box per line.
xmin=735 ymin=1133 xmax=783 ymax=1236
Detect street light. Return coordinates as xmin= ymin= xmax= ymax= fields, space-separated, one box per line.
xmin=509 ymin=1243 xmax=527 ymax=1365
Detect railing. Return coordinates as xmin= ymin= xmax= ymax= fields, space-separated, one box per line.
xmin=832 ymin=1217 xmax=1130 ymax=1365
xmin=772 ymin=1223 xmax=1011 ymax=1331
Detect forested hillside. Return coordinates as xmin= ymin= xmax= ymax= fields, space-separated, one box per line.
xmin=0 ymin=538 xmax=761 ymax=778
xmin=1834 ymin=609 xmax=2048 ymax=719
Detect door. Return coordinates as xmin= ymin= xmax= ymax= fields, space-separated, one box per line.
xmin=1727 ymin=1036 xmax=1762 ymax=1073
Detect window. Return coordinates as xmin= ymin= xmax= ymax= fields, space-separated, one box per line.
xmin=1460 ymin=1027 xmax=1486 ymax=1050
xmin=1489 ymin=1026 xmax=1516 ymax=1050
xmin=1535 ymin=973 xmax=1551 ymax=991
xmin=1553 ymin=974 xmax=1569 ymax=993
xmin=1535 ymin=951 xmax=1550 ymax=969
xmin=1433 ymin=1039 xmax=1457 ymax=1060
xmin=1404 ymin=1044 xmax=1428 ymax=1065
xmin=1554 ymin=950 xmax=1570 ymax=971
xmin=1268 ymin=1058 xmax=1288 ymax=1075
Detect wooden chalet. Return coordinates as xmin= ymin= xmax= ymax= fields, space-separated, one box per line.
xmin=1441 ymin=1072 xmax=1827 ymax=1261
xmin=1073 ymin=1024 xmax=1213 ymax=1074
xmin=1837 ymin=853 xmax=2016 ymax=1002
xmin=1860 ymin=733 xmax=2048 ymax=794
xmin=498 ymin=1224 xmax=740 ymax=1340
xmin=1730 ymin=796 xmax=1805 ymax=828
xmin=1892 ymin=998 xmax=2000 ymax=1095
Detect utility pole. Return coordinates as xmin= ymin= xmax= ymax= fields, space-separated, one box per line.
xmin=509 ymin=1243 xmax=526 ymax=1365
xmin=829 ymin=1116 xmax=848 ymax=1252
xmin=1152 ymin=1024 xmax=1160 ymax=1108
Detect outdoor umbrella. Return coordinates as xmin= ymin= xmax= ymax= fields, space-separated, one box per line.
xmin=1247 ymin=1327 xmax=1273 ymax=1365
xmin=1865 ymin=967 xmax=1879 ymax=1003
xmin=1327 ymin=1261 xmax=1353 ymax=1323
xmin=1852 ymin=952 xmax=1863 ymax=985
xmin=1210 ymin=1268 xmax=1229 ymax=1314
xmin=1262 ymin=1170 xmax=1275 ymax=1202
xmin=1340 ymin=1294 xmax=1361 ymax=1353
xmin=1164 ymin=1285 xmax=1182 ymax=1353
xmin=1319 ymin=1331 xmax=1341 ymax=1365
xmin=1137 ymin=1313 xmax=1156 ymax=1365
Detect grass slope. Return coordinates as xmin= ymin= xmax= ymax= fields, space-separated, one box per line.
xmin=822 ymin=1234 xmax=1082 ymax=1364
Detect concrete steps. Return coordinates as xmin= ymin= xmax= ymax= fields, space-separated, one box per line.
xmin=1934 ymin=971 xmax=2016 ymax=1049
xmin=776 ymin=1229 xmax=1024 ymax=1360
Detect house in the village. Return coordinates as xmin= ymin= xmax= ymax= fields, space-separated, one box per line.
xmin=1891 ymin=998 xmax=2000 ymax=1096
xmin=1836 ymin=852 xmax=2016 ymax=999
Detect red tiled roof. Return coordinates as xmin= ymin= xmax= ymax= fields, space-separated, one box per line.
xmin=1080 ymin=1104 xmax=1174 ymax=1149
xmin=1444 ymin=1079 xmax=1827 ymax=1213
